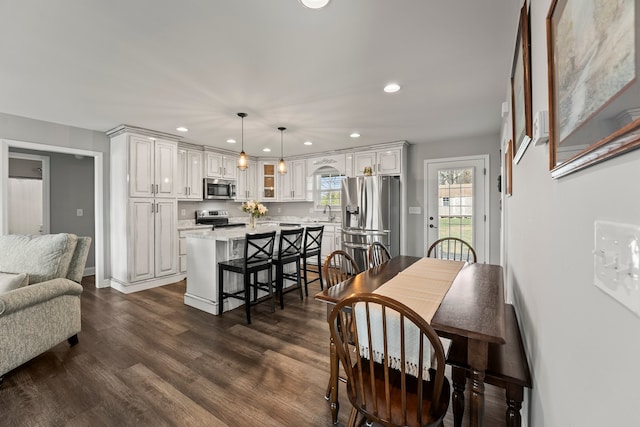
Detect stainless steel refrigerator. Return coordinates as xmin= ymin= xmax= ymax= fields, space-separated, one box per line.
xmin=341 ymin=175 xmax=400 ymax=271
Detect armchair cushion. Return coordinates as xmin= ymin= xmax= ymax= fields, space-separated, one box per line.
xmin=0 ymin=234 xmax=78 ymax=284
xmin=0 ymin=272 xmax=29 ymax=294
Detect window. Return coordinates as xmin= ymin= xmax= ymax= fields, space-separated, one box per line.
xmin=313 ymin=166 xmax=344 ymax=210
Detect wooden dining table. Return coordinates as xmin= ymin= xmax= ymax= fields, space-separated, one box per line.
xmin=315 ymin=255 xmax=506 ymax=427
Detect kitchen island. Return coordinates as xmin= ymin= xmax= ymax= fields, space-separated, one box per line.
xmin=184 ymin=224 xmax=300 ymax=315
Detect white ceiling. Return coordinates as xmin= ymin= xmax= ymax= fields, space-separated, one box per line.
xmin=0 ymin=0 xmax=520 ymax=157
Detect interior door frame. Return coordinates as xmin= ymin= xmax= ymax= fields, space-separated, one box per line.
xmin=423 ymin=155 xmax=490 ymax=262
xmin=0 ymin=139 xmax=106 ymax=287
xmin=8 ymin=152 xmax=51 ymax=235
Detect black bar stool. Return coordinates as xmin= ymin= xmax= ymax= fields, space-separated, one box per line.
xmin=218 ymin=231 xmax=276 ymax=324
xmin=301 ymin=225 xmax=324 ymax=296
xmin=273 ymin=227 xmax=304 ymax=308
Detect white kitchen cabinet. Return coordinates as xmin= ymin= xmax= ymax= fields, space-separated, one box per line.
xmin=320 ymin=225 xmax=335 ymax=262
xmin=236 ymin=160 xmax=257 ymax=201
xmin=205 ymin=152 xmax=237 ymax=179
xmin=177 ymin=147 xmax=203 ymax=200
xmin=128 ymin=135 xmax=177 ymax=198
xmin=345 ymin=152 xmax=354 ymax=177
xmin=354 ymin=148 xmax=402 ymax=176
xmin=108 ymin=126 xmax=181 ymax=293
xmin=125 ymin=198 xmax=177 ymax=282
xmin=258 ymin=161 xmax=278 ymax=201
xmin=279 ymin=159 xmax=306 ymax=201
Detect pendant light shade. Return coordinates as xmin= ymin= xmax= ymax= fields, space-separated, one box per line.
xmin=237 ymin=112 xmax=248 ymax=171
xmin=277 ymin=127 xmax=287 ymax=175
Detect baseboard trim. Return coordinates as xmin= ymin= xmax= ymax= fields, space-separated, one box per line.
xmin=109 ymin=274 xmax=186 ymax=294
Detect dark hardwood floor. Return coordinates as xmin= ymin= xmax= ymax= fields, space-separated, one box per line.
xmin=1 ymin=275 xmax=508 ymax=426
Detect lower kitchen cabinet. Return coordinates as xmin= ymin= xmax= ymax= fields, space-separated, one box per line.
xmin=110 ymin=198 xmax=178 ymax=292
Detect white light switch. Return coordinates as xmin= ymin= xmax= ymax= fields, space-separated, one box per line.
xmin=408 ymin=207 xmax=421 ymax=214
xmin=76 ymin=209 xmax=83 ymax=217
xmin=594 ymin=220 xmax=640 ymax=317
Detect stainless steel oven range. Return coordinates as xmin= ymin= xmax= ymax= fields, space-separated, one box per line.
xmin=195 ymin=210 xmax=246 ymax=229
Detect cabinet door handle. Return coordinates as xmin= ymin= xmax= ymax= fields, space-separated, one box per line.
xmin=219 ymin=166 xmax=222 ymax=175
xmin=155 ymin=184 xmax=159 ymax=194
xmin=151 ymin=184 xmax=155 ymax=194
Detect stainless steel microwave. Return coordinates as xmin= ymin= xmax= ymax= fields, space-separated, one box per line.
xmin=203 ymin=178 xmax=236 ymax=200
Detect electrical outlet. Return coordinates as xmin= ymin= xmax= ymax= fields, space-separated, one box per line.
xmin=76 ymin=209 xmax=83 ymax=217
xmin=594 ymin=220 xmax=640 ymax=317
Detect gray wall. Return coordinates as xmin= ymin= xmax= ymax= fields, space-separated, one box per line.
xmin=405 ymin=134 xmax=501 ymax=264
xmin=0 ymin=112 xmax=110 ymax=278
xmin=504 ymin=1 xmax=640 ymax=426
xmin=9 ymin=158 xmax=42 ymax=179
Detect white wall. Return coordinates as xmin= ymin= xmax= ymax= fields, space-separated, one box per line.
xmin=506 ymin=1 xmax=640 ymax=426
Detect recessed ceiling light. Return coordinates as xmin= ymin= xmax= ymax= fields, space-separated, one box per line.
xmin=304 ymin=141 xmax=313 ymax=146
xmin=176 ymin=126 xmax=189 ymax=132
xmin=299 ymin=0 xmax=330 ymax=9
xmin=383 ymin=83 xmax=401 ymax=93
xmin=350 ymin=132 xmax=361 ymax=138
xmin=226 ymin=139 xmax=236 ymax=144
xmin=263 ymin=148 xmax=271 ymax=152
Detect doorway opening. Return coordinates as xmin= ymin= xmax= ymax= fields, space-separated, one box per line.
xmin=424 ymin=155 xmax=489 ymax=262
xmin=1 ymin=139 xmax=106 ymax=287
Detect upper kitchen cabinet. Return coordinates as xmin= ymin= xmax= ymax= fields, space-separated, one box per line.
xmin=236 ymin=159 xmax=257 ymax=201
xmin=307 ymin=154 xmax=346 ymax=177
xmin=124 ymin=134 xmax=177 ymax=198
xmin=280 ymin=159 xmax=307 ymax=201
xmin=354 ymin=147 xmax=402 ymax=176
xmin=205 ymin=151 xmax=237 ymax=180
xmin=177 ymin=144 xmax=203 ymax=200
xmin=259 ymin=161 xmax=278 ymax=201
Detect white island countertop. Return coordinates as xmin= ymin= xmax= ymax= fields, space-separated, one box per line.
xmin=184 ymin=224 xmax=301 ymax=242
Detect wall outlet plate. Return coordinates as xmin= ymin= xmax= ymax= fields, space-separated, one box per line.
xmin=594 ymin=220 xmax=640 ymax=317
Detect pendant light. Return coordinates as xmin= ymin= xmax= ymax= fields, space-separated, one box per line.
xmin=277 ymin=127 xmax=287 ymax=175
xmin=237 ymin=112 xmax=248 ymax=170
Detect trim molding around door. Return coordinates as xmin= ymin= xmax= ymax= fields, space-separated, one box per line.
xmin=423 ymin=154 xmax=490 ymax=262
xmin=0 ymin=139 xmax=107 ymax=288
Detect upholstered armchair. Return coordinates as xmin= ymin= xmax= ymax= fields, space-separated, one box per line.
xmin=0 ymin=233 xmax=91 ymax=380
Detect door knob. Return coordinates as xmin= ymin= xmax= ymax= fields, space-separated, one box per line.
xmin=429 ymin=224 xmax=437 ymax=228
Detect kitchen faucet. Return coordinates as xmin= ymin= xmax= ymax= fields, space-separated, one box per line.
xmin=323 ymin=204 xmax=336 ymax=222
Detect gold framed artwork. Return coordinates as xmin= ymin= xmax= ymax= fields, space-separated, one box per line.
xmin=511 ymin=3 xmax=532 ymax=165
xmin=547 ymin=0 xmax=640 ymax=178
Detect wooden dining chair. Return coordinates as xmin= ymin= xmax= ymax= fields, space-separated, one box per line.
xmin=217 ymin=231 xmax=276 ymax=324
xmin=322 ymin=249 xmax=360 ymax=288
xmin=272 ymin=227 xmax=304 ymax=308
xmin=322 ymin=249 xmax=361 ymax=402
xmin=328 ymin=293 xmax=450 ymax=427
xmin=427 ymin=237 xmax=477 ymax=263
xmin=301 ymin=225 xmax=324 ymax=296
xmin=367 ymin=241 xmax=391 ymax=269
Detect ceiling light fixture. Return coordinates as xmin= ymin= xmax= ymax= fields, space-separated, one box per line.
xmin=263 ymin=148 xmax=271 ymax=152
xmin=350 ymin=132 xmax=361 ymax=138
xmin=304 ymin=141 xmax=313 ymax=146
xmin=226 ymin=139 xmax=236 ymax=144
xmin=278 ymin=127 xmax=287 ymax=175
xmin=299 ymin=0 xmax=330 ymax=9
xmin=237 ymin=112 xmax=248 ymax=170
xmin=383 ymin=83 xmax=401 ymax=93
xmin=176 ymin=126 xmax=189 ymax=132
